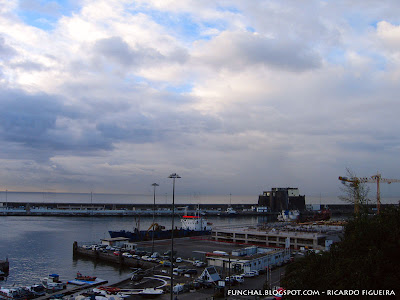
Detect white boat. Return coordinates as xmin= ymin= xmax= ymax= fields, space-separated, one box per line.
xmin=226 ymin=207 xmax=237 ymax=215
xmin=42 ymin=274 xmax=66 ymax=292
xmin=180 ymin=206 xmax=212 ymax=231
xmin=277 ymin=210 xmax=300 ymax=222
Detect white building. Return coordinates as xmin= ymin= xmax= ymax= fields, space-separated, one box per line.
xmin=100 ymin=237 xmax=130 ymax=247
xmin=206 ymin=246 xmax=290 ymax=273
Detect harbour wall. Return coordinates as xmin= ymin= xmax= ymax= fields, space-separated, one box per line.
xmin=72 ymin=242 xmax=157 ymax=269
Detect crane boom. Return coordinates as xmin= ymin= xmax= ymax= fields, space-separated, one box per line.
xmin=338 ymin=172 xmax=400 ymax=214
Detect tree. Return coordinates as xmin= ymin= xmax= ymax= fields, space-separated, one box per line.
xmin=338 ymin=168 xmax=370 ymax=215
xmin=281 ymin=206 xmax=400 ymax=295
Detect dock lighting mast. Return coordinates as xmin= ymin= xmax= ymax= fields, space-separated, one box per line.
xmin=151 ymin=183 xmax=159 ymax=254
xmin=168 ymin=173 xmax=180 ymax=300
xmin=339 ymin=172 xmax=400 ymax=214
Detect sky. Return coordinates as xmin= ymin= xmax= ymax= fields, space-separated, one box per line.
xmin=1 ymin=0 xmax=400 ymax=199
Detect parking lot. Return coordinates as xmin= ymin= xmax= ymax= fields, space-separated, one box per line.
xmin=135 ymin=236 xmax=249 ymax=262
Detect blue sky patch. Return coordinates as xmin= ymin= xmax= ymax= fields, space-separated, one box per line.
xmin=17 ymin=0 xmax=78 ymax=31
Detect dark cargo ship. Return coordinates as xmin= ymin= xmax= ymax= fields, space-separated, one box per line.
xmin=109 ymin=215 xmax=212 ymax=242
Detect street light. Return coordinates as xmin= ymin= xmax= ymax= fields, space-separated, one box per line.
xmin=151 ymin=183 xmax=159 ymax=254
xmin=168 ymin=173 xmax=181 ymax=300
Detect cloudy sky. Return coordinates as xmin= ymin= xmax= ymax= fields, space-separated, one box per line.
xmin=1 ymin=0 xmax=400 ymax=199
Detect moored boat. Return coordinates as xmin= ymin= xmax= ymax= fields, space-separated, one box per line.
xmin=277 ymin=210 xmax=300 ymax=222
xmin=109 ymin=209 xmax=212 ymax=242
xmin=75 ymin=272 xmax=97 ymax=281
xmin=42 ymin=274 xmax=66 ymax=292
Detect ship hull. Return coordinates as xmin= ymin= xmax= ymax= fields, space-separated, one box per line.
xmin=109 ymin=229 xmax=210 ymax=242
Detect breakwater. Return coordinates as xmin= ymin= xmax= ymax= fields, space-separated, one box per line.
xmin=72 ymin=242 xmax=157 ymax=269
xmin=0 ymin=202 xmax=390 ymax=216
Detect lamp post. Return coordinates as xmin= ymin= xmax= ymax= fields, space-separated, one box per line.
xmin=168 ymin=173 xmax=180 ymax=300
xmin=151 ymin=183 xmax=159 ymax=255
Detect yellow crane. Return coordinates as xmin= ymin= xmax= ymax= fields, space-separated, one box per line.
xmin=339 ymin=172 xmax=400 ymax=214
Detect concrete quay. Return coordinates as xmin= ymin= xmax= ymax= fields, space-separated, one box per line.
xmin=72 ymin=237 xmax=293 ymax=299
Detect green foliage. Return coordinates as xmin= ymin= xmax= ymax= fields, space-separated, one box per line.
xmin=282 ymin=206 xmax=400 ymax=291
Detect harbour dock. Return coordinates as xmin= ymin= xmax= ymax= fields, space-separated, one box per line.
xmin=0 ymin=201 xmax=375 ymax=216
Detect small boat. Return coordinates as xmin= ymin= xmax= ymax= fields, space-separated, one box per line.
xmin=226 ymin=207 xmax=237 ymax=215
xmin=75 ymin=272 xmax=97 ymax=281
xmin=95 ymin=286 xmax=121 ymax=295
xmin=277 ymin=210 xmax=300 ymax=222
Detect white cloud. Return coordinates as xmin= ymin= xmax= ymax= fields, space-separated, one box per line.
xmin=0 ymin=1 xmax=400 ymax=198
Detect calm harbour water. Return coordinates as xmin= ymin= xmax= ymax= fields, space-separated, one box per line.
xmin=0 ymin=215 xmax=265 ymax=287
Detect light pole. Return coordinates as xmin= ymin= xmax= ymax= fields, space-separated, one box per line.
xmin=151 ymin=183 xmax=159 ymax=254
xmin=168 ymin=173 xmax=181 ymax=300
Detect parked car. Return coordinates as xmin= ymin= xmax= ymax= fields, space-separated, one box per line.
xmin=164 ymin=250 xmax=177 ymax=256
xmin=173 ymin=266 xmax=187 ymax=274
xmin=151 ymin=252 xmax=160 ymax=258
xmin=183 ymin=269 xmax=198 ymax=275
xmin=122 ymin=252 xmax=132 ymax=258
xmin=113 ymin=251 xmax=121 ymax=256
xmin=241 ymin=271 xmax=255 ymax=278
xmin=175 ymin=257 xmax=182 ymax=263
xmin=225 ymin=276 xmax=238 ymax=285
xmin=195 ymin=261 xmax=206 ymax=267
xmin=250 ymin=270 xmax=259 ymax=276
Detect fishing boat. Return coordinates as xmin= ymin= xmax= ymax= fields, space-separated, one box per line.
xmin=41 ymin=274 xmax=66 ymax=292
